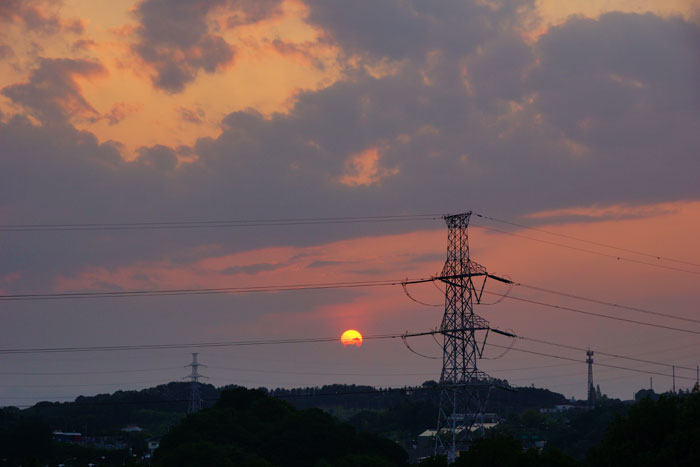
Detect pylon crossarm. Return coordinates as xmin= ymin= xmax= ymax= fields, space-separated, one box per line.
xmin=490 ymin=328 xmax=518 ymax=338
xmin=486 ymin=273 xmax=513 ymax=284
xmin=478 ymin=328 xmax=489 ymax=357
xmin=475 ymin=275 xmax=488 ymax=304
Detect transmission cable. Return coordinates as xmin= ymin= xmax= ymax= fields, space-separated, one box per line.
xmin=515 ymin=334 xmax=698 ymax=372
xmin=0 ymin=214 xmax=440 ymax=232
xmin=514 ymin=282 xmax=700 ymax=325
xmin=0 ymin=278 xmax=416 ymax=302
xmin=485 ymin=342 xmax=697 ymax=382
xmin=472 ymin=223 xmax=700 ymax=277
xmin=474 ymin=212 xmax=700 ymax=269
xmin=485 ymin=290 xmax=700 ymax=336
xmin=0 ymin=328 xmax=446 ymax=355
xmin=0 ymin=366 xmax=182 ymax=376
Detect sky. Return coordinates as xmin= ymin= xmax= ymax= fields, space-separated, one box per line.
xmin=0 ymin=0 xmax=699 ymax=408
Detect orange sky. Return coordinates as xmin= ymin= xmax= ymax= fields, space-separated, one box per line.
xmin=1 ymin=0 xmax=699 ymax=405
xmin=1 ymin=0 xmax=696 ymax=155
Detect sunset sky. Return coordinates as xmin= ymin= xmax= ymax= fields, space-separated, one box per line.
xmin=1 ymin=0 xmax=699 ymax=407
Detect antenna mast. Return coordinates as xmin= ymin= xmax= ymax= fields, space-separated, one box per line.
xmin=586 ymin=349 xmax=595 ymax=408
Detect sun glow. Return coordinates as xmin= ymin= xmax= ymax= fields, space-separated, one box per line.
xmin=340 ymin=329 xmax=363 ymax=347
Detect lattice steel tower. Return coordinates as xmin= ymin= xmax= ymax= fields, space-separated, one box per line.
xmin=187 ymin=353 xmax=203 ymax=413
xmin=434 ymin=212 xmax=495 ymax=462
xmin=586 ymin=349 xmax=595 ymax=408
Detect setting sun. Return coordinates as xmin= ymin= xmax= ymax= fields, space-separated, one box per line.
xmin=340 ymin=329 xmax=363 ymax=347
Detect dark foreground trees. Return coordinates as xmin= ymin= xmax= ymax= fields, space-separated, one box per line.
xmin=417 ymin=434 xmax=581 ymax=467
xmin=587 ymin=391 xmax=700 ymax=467
xmin=152 ymin=387 xmax=408 ymax=466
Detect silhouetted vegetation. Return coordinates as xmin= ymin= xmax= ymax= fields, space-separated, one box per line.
xmin=4 ymin=383 xmax=699 ymax=466
xmin=152 ymin=387 xmax=408 ymax=466
xmin=416 ymin=434 xmax=582 ymax=467
xmin=22 ymin=381 xmax=219 ymax=436
xmin=494 ymin=402 xmax=629 ymax=459
xmin=587 ymin=391 xmax=700 ymax=467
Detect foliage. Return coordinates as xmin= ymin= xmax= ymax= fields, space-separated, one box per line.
xmin=415 ymin=434 xmax=581 ymax=467
xmin=0 ymin=409 xmax=52 ymax=465
xmin=152 ymin=387 xmax=408 ymax=466
xmin=22 ymin=381 xmax=217 ymax=436
xmin=587 ymin=392 xmax=700 ymax=467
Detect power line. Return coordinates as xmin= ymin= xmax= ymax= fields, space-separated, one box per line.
xmin=0 ymin=366 xmax=182 ymax=376
xmin=486 ymin=290 xmax=700 ymax=336
xmin=515 ymin=335 xmax=698 ymax=373
xmin=472 ymin=223 xmax=700 ymax=277
xmin=485 ymin=342 xmax=697 ymax=382
xmin=0 ymin=328 xmax=448 ymax=355
xmin=0 ymin=214 xmax=440 ymax=232
xmin=411 ymin=273 xmax=699 ymax=331
xmin=0 ymin=379 xmax=168 ymax=389
xmin=0 ymin=278 xmax=412 ymax=302
xmin=515 ymin=282 xmax=700 ymax=326
xmin=208 ymin=366 xmax=436 ymax=377
xmin=474 ymin=212 xmax=700 ymax=269
xmin=5 ymin=273 xmax=698 ymax=342
xmin=4 ymin=275 xmax=696 ymax=341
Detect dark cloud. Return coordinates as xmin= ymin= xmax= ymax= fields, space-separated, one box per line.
xmin=0 ymin=0 xmax=83 ymax=35
xmin=0 ymin=7 xmax=698 ymax=295
xmin=136 ymin=144 xmax=179 ymax=171
xmin=101 ymin=102 xmax=139 ymax=126
xmin=132 ymin=0 xmax=233 ymax=93
xmin=179 ymin=106 xmax=206 ymax=124
xmin=0 ymin=43 xmax=13 ymax=59
xmin=225 ymin=0 xmax=282 ymax=27
xmin=221 ymin=263 xmax=282 ymax=275
xmin=308 ymin=260 xmax=346 ymax=268
xmin=305 ymin=0 xmax=535 ymax=60
xmin=526 ymin=12 xmax=700 ymax=201
xmin=132 ymin=0 xmax=281 ymax=93
xmin=72 ymin=38 xmax=95 ymax=51
xmin=1 ymin=57 xmax=106 ymax=123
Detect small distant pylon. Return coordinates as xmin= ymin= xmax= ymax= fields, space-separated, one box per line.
xmin=586 ymin=349 xmax=595 ymax=408
xmin=186 ymin=353 xmax=206 ymax=413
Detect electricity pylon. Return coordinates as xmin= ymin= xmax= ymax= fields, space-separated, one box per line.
xmin=186 ymin=353 xmax=205 ymax=413
xmin=433 ymin=212 xmax=509 ymax=462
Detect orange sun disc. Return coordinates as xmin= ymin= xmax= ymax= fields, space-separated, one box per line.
xmin=340 ymin=329 xmax=363 ymax=347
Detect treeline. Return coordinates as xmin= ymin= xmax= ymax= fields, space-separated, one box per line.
xmin=152 ymin=387 xmax=409 ymax=466
xmin=2 ymin=383 xmax=699 ymax=466
xmin=418 ymin=390 xmax=700 ymax=466
xmin=21 ymin=381 xmax=220 ymax=436
xmin=263 ymin=381 xmax=568 ymax=415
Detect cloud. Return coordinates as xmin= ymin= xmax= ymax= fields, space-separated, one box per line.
xmin=135 ymin=144 xmax=178 ymax=171
xmin=0 ymin=43 xmax=13 ymax=59
xmin=305 ymin=0 xmax=535 ymax=61
xmin=339 ymin=147 xmax=398 ymax=187
xmin=0 ymin=0 xmax=84 ymax=35
xmin=72 ymin=38 xmax=96 ymax=51
xmin=102 ymin=102 xmax=140 ymax=126
xmin=132 ymin=0 xmax=234 ymax=93
xmin=0 ymin=6 xmax=698 ymax=296
xmin=221 ymin=263 xmax=281 ymax=275
xmin=225 ymin=0 xmax=283 ymax=27
xmin=178 ymin=106 xmax=206 ymax=124
xmin=131 ymin=0 xmax=281 ymax=93
xmin=1 ymin=57 xmax=107 ymax=123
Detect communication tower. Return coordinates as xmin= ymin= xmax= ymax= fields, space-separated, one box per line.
xmin=586 ymin=349 xmax=595 ymax=408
